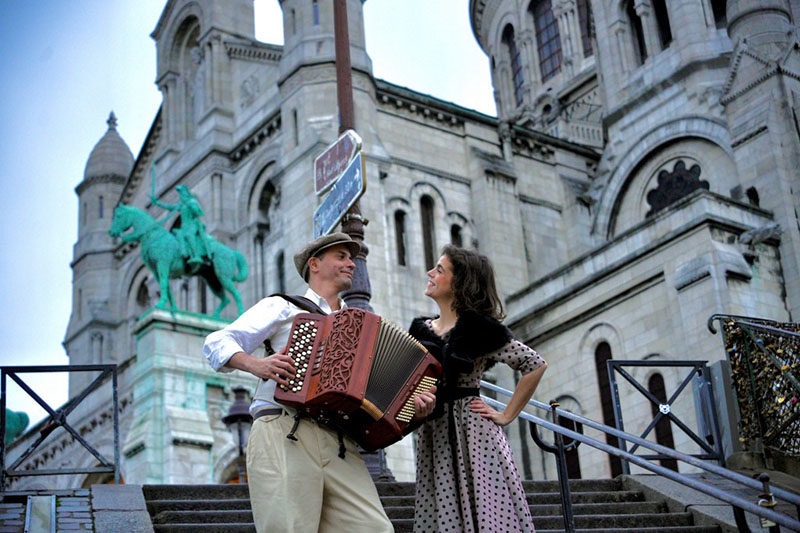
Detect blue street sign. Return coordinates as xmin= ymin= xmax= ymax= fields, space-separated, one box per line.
xmin=313 ymin=152 xmax=366 ymax=238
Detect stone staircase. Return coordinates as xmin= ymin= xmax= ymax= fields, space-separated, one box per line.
xmin=143 ymin=478 xmax=721 ymax=532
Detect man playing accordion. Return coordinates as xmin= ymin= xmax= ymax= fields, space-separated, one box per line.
xmin=204 ymin=233 xmax=435 ymax=532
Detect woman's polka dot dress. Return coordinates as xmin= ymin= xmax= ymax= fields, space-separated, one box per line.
xmin=413 ymin=320 xmax=546 ymax=532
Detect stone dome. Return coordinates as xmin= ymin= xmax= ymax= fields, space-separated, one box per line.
xmin=83 ymin=112 xmax=134 ymax=180
xmin=727 ymin=0 xmax=793 ymax=49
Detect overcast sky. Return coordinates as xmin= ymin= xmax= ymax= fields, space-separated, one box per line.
xmin=0 ymin=0 xmax=495 ymax=426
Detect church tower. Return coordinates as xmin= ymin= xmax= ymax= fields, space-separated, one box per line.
xmin=64 ymin=112 xmax=133 ymax=397
xmin=150 ymin=0 xmax=256 ymax=169
xmin=722 ymin=0 xmax=800 ymax=317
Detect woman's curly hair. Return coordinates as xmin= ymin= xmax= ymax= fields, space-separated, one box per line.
xmin=441 ymin=244 xmax=505 ymax=321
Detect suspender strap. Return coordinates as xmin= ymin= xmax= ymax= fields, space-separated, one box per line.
xmin=263 ymin=293 xmax=328 ymax=354
xmin=270 ymin=293 xmax=327 ymax=315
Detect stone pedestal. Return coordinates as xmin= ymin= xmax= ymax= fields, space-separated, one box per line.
xmin=122 ymin=309 xmax=251 ymax=485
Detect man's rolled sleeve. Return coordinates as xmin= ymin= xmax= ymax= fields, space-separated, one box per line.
xmin=203 ymin=297 xmax=290 ymax=372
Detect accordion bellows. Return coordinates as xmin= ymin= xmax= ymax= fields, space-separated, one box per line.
xmin=274 ymin=308 xmax=442 ymax=450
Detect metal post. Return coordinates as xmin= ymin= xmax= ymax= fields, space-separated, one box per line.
xmin=607 ymin=362 xmax=630 ymax=474
xmin=758 ymin=473 xmax=781 ymax=533
xmin=551 ymin=402 xmax=576 ymax=533
xmin=333 ymin=0 xmax=355 ymax=134
xmin=333 ymin=0 xmax=373 ymax=312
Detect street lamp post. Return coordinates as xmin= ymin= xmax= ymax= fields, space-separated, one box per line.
xmin=222 ymin=387 xmax=253 ymax=484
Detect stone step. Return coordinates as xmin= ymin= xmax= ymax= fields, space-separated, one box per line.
xmin=536 ymin=529 xmax=721 ymax=533
xmin=383 ymin=501 xmax=665 ymax=520
xmin=152 ymin=510 xmax=253 ymax=525
xmin=142 ymin=480 xmax=719 ymax=533
xmin=143 ymin=484 xmax=249 ymax=501
xmin=153 ymin=525 xmax=255 ymax=533
xmin=534 ymin=511 xmax=694 ymax=530
xmin=527 ymin=490 xmax=645 ymax=505
xmin=530 ymin=500 xmax=665 ymax=516
xmin=147 ymin=498 xmax=251 ymax=515
xmin=391 ymin=520 xmax=718 ymax=533
xmin=373 ymin=478 xmax=624 ymax=496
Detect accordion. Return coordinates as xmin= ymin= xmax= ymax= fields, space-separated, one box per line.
xmin=274 ymin=308 xmax=442 ymax=450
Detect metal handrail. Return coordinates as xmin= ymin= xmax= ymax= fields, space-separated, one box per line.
xmin=1 ymin=365 xmax=120 ymax=489
xmin=479 ymin=379 xmax=800 ymax=532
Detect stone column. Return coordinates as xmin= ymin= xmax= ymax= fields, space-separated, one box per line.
xmin=157 ymin=73 xmax=178 ymax=148
xmin=553 ymin=0 xmax=576 ymax=77
xmin=634 ymin=0 xmax=661 ymax=59
xmin=209 ymin=34 xmax=224 ymax=106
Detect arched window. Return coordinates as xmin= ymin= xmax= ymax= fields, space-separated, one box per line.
xmin=709 ymin=0 xmax=726 ymax=28
xmin=394 ymin=210 xmax=407 ymax=266
xmin=653 ymin=0 xmax=672 ymax=49
xmin=136 ymin=281 xmax=150 ymax=311
xmin=98 ymin=196 xmax=104 ymax=219
xmin=420 ymin=195 xmax=436 ymax=271
xmin=594 ymin=342 xmax=623 ymax=477
xmin=82 ymin=202 xmax=87 ymax=225
xmin=531 ymin=0 xmax=562 ymax=82
xmin=91 ymin=332 xmax=103 ymax=364
xmin=276 ymin=251 xmax=285 ymax=293
xmin=648 ymin=373 xmax=678 ymax=471
xmin=502 ymin=25 xmax=525 ymax=107
xmin=625 ymin=0 xmax=647 ymax=66
xmin=175 ymin=20 xmax=201 ymax=140
xmin=78 ymin=288 xmax=83 ymax=319
xmin=577 ymin=0 xmax=593 ymax=57
xmin=313 ymin=0 xmax=319 ymax=25
xmin=450 ymin=224 xmax=463 ymax=247
xmin=291 ymin=9 xmax=297 ymax=35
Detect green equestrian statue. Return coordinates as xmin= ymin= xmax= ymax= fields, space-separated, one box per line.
xmin=109 ymin=191 xmax=248 ymax=318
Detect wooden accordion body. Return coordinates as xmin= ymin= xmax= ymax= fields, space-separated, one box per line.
xmin=274 ymin=308 xmax=442 ymax=450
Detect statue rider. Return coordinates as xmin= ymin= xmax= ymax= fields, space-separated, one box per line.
xmin=152 ymin=185 xmax=210 ymax=267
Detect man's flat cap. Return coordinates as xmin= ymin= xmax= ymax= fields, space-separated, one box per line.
xmin=293 ymin=232 xmax=361 ymax=281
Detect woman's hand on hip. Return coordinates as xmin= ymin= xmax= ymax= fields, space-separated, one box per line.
xmin=469 ymin=398 xmax=512 ymax=426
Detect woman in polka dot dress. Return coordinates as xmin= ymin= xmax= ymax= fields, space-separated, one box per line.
xmin=408 ymin=245 xmax=548 ymax=533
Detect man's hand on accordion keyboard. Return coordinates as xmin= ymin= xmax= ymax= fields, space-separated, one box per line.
xmin=243 ymin=348 xmax=296 ymax=388
xmin=412 ymin=386 xmax=437 ymax=421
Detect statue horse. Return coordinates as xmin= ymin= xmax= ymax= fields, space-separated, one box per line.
xmin=109 ymin=204 xmax=248 ymax=318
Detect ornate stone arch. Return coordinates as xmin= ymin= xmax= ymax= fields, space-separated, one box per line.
xmin=592 ymin=116 xmax=732 ymax=239
xmin=236 ymin=146 xmax=282 ymax=229
xmin=156 ymin=2 xmax=205 ymax=78
xmin=387 ymin=197 xmax=411 ymax=267
xmin=119 ymin=262 xmax=152 ymax=354
xmin=445 ymin=211 xmax=474 ymax=248
xmin=77 ymin=436 xmax=119 ymax=487
xmin=488 ymin=9 xmax=525 ymax=117
xmin=120 ymin=263 xmax=150 ymax=319
xmin=579 ymin=322 xmax=624 ymax=360
xmin=408 ymin=182 xmax=450 ymax=268
xmin=212 ymin=440 xmax=240 ymax=483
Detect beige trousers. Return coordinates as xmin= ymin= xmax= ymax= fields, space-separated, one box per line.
xmin=246 ymin=411 xmax=394 ymax=533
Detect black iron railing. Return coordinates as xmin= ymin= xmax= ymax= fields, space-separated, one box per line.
xmin=708 ymin=314 xmax=800 ymax=457
xmin=0 ymin=365 xmax=119 ymax=489
xmin=479 ymin=379 xmax=800 ymax=533
xmin=608 ymin=360 xmax=725 ymax=472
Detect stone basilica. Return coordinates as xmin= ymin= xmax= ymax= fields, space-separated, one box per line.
xmin=7 ymin=0 xmax=800 ymax=488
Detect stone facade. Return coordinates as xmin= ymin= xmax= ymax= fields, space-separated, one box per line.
xmin=6 ymin=0 xmax=800 ymax=488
